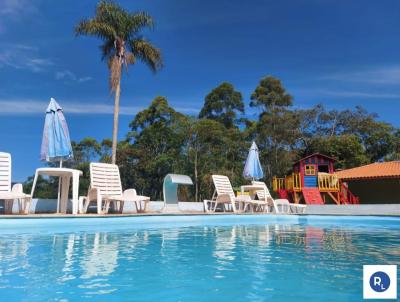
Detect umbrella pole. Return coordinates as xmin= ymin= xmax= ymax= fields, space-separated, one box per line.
xmin=56 ymin=159 xmax=63 ymax=213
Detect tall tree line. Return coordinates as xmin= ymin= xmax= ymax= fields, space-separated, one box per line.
xmin=26 ymin=76 xmax=400 ymax=201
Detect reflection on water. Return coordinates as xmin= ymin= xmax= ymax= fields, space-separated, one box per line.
xmin=0 ymin=222 xmax=399 ymax=302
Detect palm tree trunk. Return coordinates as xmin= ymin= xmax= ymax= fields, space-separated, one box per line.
xmin=111 ymin=79 xmax=121 ymax=164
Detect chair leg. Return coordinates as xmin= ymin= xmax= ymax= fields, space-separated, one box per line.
xmin=231 ymin=201 xmax=237 ymax=213
xmin=203 ymin=200 xmax=209 ymax=213
xmin=16 ymin=199 xmax=21 ymax=214
xmin=97 ymin=199 xmax=103 ymax=214
xmin=105 ymin=201 xmax=111 ymax=214
xmin=4 ymin=199 xmax=13 ymax=214
xmin=78 ymin=197 xmax=85 ymax=214
xmin=24 ymin=197 xmax=31 ymax=214
xmin=83 ymin=199 xmax=90 ymax=213
xmin=213 ymin=201 xmax=218 ymax=212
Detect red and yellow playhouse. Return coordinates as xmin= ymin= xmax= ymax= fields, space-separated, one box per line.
xmin=272 ymin=153 xmax=359 ymax=205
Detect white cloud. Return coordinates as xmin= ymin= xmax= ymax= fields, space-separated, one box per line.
xmin=0 ymin=0 xmax=37 ymax=17
xmin=55 ymin=70 xmax=92 ymax=83
xmin=322 ymin=66 xmax=400 ymax=85
xmin=0 ymin=45 xmax=91 ymax=82
xmin=0 ymin=99 xmax=200 ymax=115
xmin=0 ymin=0 xmax=38 ymax=33
xmin=0 ymin=44 xmax=53 ymax=72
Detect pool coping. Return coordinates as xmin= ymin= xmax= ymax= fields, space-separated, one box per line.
xmin=0 ymin=212 xmax=399 ymax=220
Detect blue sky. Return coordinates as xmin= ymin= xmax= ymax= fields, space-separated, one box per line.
xmin=1 ymin=0 xmax=400 ymax=181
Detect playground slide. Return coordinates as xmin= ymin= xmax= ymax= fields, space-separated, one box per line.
xmin=302 ymin=188 xmax=324 ymax=205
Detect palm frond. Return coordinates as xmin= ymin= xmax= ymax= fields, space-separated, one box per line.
xmin=127 ymin=12 xmax=154 ymax=37
xmin=95 ymin=1 xmax=131 ymax=39
xmin=100 ymin=40 xmax=116 ymax=60
xmin=75 ymin=19 xmax=117 ymax=41
xmin=76 ymin=0 xmax=163 ymax=92
xmin=125 ymin=52 xmax=136 ymax=65
xmin=129 ymin=38 xmax=163 ymax=72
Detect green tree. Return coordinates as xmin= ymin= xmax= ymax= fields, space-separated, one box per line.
xmin=250 ymin=76 xmax=297 ymax=182
xmin=385 ymin=129 xmax=400 ymax=160
xmin=306 ymin=135 xmax=369 ymax=169
xmin=250 ymin=76 xmax=292 ymax=112
xmin=334 ymin=107 xmax=396 ymax=161
xmin=78 ymin=137 xmax=101 ymax=162
xmin=186 ymin=119 xmax=246 ymax=201
xmin=199 ymin=82 xmax=244 ymax=128
xmin=100 ymin=138 xmax=112 ymax=163
xmin=75 ymin=0 xmax=163 ymax=164
xmin=125 ymin=96 xmax=189 ymax=199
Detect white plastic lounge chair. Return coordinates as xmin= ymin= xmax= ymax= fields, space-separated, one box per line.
xmin=80 ymin=163 xmax=150 ymax=214
xmin=204 ymin=175 xmax=263 ymax=213
xmin=0 ymin=152 xmax=31 ymax=214
xmin=251 ymin=181 xmax=306 ymax=214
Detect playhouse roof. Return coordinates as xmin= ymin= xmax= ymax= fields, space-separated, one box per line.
xmin=294 ymin=153 xmax=336 ymax=164
xmin=337 ymin=161 xmax=400 ymax=181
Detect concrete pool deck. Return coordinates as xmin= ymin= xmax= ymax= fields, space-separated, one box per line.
xmin=1 ymin=199 xmax=400 ymax=217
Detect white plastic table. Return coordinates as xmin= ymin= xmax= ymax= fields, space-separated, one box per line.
xmin=240 ymin=184 xmax=265 ymax=196
xmin=31 ymin=168 xmax=83 ymax=214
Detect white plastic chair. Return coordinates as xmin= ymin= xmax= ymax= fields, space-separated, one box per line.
xmin=0 ymin=152 xmax=31 ymax=214
xmin=252 ymin=180 xmax=306 ymax=214
xmin=80 ymin=163 xmax=150 ymax=214
xmin=204 ymin=175 xmax=263 ymax=213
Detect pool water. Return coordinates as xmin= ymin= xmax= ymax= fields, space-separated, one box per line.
xmin=0 ymin=215 xmax=399 ymax=302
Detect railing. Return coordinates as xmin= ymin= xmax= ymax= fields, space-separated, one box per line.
xmin=272 ymin=177 xmax=285 ymax=191
xmin=340 ymin=182 xmax=360 ymax=204
xmin=285 ymin=173 xmax=301 ymax=191
xmin=273 ymin=173 xmax=301 ymax=192
xmin=292 ymin=173 xmax=302 ymax=191
xmin=285 ymin=175 xmax=293 ymax=191
xmin=318 ymin=173 xmax=339 ymax=191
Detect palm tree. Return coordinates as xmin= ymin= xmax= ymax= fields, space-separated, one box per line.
xmin=75 ymin=0 xmax=163 ymax=164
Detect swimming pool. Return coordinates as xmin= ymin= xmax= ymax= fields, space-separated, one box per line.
xmin=0 ymin=215 xmax=398 ymax=301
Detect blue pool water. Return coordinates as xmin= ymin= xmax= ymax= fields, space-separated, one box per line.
xmin=0 ymin=215 xmax=399 ymax=302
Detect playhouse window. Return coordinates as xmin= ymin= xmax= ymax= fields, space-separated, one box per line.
xmin=318 ymin=165 xmax=329 ymax=173
xmin=305 ymin=165 xmax=316 ymax=175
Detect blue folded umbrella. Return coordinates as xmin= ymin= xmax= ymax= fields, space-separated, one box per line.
xmin=243 ymin=141 xmax=264 ymax=180
xmin=40 ymin=98 xmax=73 ymax=165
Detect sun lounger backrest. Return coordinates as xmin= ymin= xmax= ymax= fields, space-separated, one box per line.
xmin=0 ymin=152 xmax=11 ymax=193
xmin=251 ymin=181 xmax=273 ymax=201
xmin=90 ymin=163 xmax=123 ymax=196
xmin=212 ymin=175 xmax=235 ymax=199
